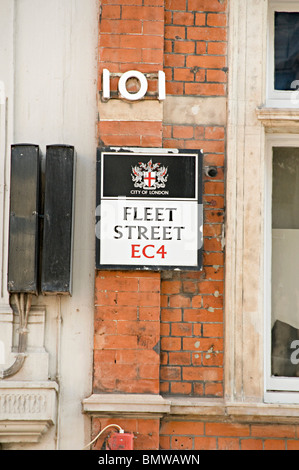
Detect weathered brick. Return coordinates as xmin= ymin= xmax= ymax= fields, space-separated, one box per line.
xmin=183 ymin=337 xmax=223 ymax=352
xmin=185 ymin=82 xmax=226 ymax=96
xmin=160 ymin=421 xmax=204 ymax=435
xmin=218 ymin=438 xmax=240 ymax=450
xmin=173 ymin=41 xmax=196 ymax=54
xmin=172 ymin=11 xmax=194 ymax=25
xmin=183 ymin=308 xmax=223 ymax=323
xmin=207 ymin=12 xmax=227 ymax=27
xmin=182 ymin=366 xmax=223 ymax=381
xmin=171 ymin=322 xmax=193 ymax=336
xmin=168 ymin=351 xmax=191 ymax=365
xmin=143 ymin=19 xmax=164 ymax=35
xmin=205 ymin=126 xmax=225 ymax=140
xmin=207 ymin=41 xmax=227 ymax=55
xmin=95 ymin=305 xmax=138 ymax=321
xmin=194 ymin=437 xmax=217 ymax=450
xmin=165 ymin=0 xmax=187 ymax=11
xmin=171 ymin=436 xmax=193 ymax=449
xmin=160 ymin=366 xmax=181 ymax=380
xmin=169 ymin=294 xmax=191 ymax=308
xmin=172 ymin=125 xmax=194 ymax=138
xmin=202 ymin=323 xmax=223 ymax=338
xmin=100 ymin=19 xmax=142 ymax=34
xmin=188 ymin=0 xmax=227 ymax=13
xmin=240 ymin=439 xmax=263 ymax=451
xmin=205 ymin=422 xmax=250 ymax=437
xmin=165 ymin=81 xmax=184 ymax=94
xmin=187 ymin=26 xmax=227 ymax=41
xmin=165 ymin=25 xmax=186 ymax=40
xmin=182 ymin=280 xmax=198 ymax=294
xmin=170 ymin=381 xmax=192 ymax=394
xmin=164 ymin=53 xmax=186 ymax=67
xmin=264 ymin=440 xmax=286 ymax=450
xmin=161 ymin=336 xmax=182 ymax=351
xmin=287 ymin=440 xmax=299 ymax=450
xmin=186 ymin=54 xmax=226 ymax=69
xmin=251 ymin=425 xmax=296 ymax=439
xmin=121 ymin=5 xmax=164 ymax=21
xmin=101 ymin=5 xmax=121 ymax=19
xmin=204 ymin=381 xmax=223 ymax=396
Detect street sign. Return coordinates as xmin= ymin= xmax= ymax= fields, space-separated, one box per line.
xmin=96 ymin=147 xmax=203 ymax=271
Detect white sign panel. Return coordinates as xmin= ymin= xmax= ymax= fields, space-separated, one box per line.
xmin=96 ymin=148 xmax=203 ymax=271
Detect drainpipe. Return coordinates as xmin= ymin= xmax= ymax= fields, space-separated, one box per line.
xmin=0 ymin=293 xmax=32 ymax=379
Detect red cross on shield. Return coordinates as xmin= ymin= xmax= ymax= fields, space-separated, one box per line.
xmin=143 ymin=171 xmax=156 ymax=188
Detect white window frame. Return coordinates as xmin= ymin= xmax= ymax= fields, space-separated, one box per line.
xmin=267 ymin=1 xmax=299 ymax=108
xmin=265 ymin=134 xmax=299 ymax=401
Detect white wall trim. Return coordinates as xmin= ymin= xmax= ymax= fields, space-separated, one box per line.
xmin=0 ymin=381 xmax=58 ymax=443
xmin=0 ymin=0 xmax=99 ymax=449
xmin=225 ymin=0 xmax=268 ymax=403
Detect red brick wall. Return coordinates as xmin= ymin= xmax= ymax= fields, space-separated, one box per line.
xmin=93 ymin=0 xmax=165 ymax=449
xmin=93 ymin=0 xmax=226 ymax=450
xmin=94 ymin=0 xmax=164 ymax=404
xmin=160 ymin=124 xmax=224 ymax=398
xmin=160 ymin=0 xmax=226 ymax=398
xmin=92 ymin=0 xmax=299 ymax=452
xmin=94 ymin=270 xmax=161 ymax=394
xmin=97 ymin=0 xmax=164 ymax=147
xmin=91 ymin=417 xmax=299 ymax=451
xmin=164 ymin=0 xmax=227 ymax=97
xmin=160 ymin=421 xmax=299 ymax=450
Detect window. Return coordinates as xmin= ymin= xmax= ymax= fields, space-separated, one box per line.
xmin=267 ymin=1 xmax=299 ymax=107
xmin=264 ymin=3 xmax=299 ymax=402
xmin=265 ymin=136 xmax=299 ymax=400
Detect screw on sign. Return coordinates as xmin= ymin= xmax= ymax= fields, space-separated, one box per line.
xmin=106 ymin=432 xmax=134 ymax=450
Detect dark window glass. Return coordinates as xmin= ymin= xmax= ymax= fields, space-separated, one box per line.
xmin=274 ymin=12 xmax=299 ymax=90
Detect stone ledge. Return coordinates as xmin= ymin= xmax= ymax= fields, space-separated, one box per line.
xmin=170 ymin=397 xmax=299 ymax=424
xmin=0 ymin=381 xmax=58 ymax=443
xmin=256 ymin=107 xmax=299 ymax=132
xmin=82 ymin=394 xmax=171 ymax=418
xmin=0 ymin=420 xmax=52 ymax=443
xmin=83 ymin=394 xmax=299 ymax=425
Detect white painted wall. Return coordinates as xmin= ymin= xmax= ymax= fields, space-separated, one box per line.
xmin=0 ymin=0 xmax=98 ymax=449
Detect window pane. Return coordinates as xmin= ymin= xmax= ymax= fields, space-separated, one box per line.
xmin=274 ymin=12 xmax=299 ymax=91
xmin=271 ymin=147 xmax=299 ymax=377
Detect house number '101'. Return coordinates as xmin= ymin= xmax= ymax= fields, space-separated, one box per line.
xmin=102 ymin=69 xmax=166 ymax=101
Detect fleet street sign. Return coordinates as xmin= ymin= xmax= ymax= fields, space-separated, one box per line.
xmin=96 ymin=147 xmax=203 ymax=271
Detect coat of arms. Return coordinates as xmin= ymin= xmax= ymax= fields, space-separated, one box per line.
xmin=131 ymin=160 xmax=168 ymax=190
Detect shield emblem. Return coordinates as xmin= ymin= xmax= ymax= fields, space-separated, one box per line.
xmin=143 ymin=171 xmax=156 ymax=189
